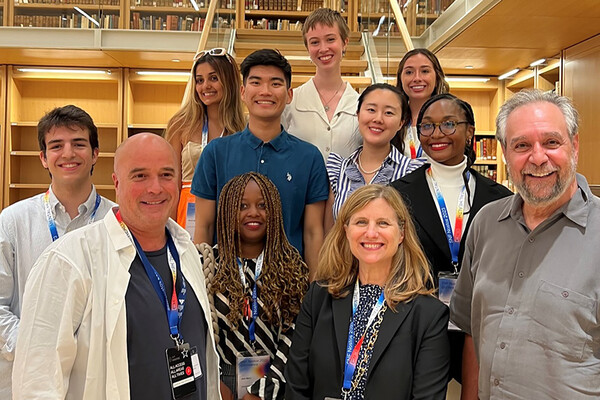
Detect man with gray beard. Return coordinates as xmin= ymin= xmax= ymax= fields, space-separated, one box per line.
xmin=450 ymin=89 xmax=600 ymax=400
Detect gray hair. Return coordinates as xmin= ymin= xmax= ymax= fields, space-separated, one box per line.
xmin=495 ymin=89 xmax=579 ymax=146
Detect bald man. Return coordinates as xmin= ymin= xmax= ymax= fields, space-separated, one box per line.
xmin=12 ymin=133 xmax=221 ymax=400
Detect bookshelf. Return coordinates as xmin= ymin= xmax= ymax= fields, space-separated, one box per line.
xmin=124 ymin=68 xmax=188 ymax=137
xmin=127 ymin=3 xmax=235 ymax=31
xmin=449 ymin=78 xmax=506 ymax=183
xmin=3 ymin=66 xmax=122 ymax=207
xmin=11 ymin=0 xmax=122 ymax=28
xmin=0 ymin=66 xmax=5 ymax=207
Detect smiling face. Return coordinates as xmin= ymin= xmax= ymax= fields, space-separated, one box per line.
xmin=503 ymin=102 xmax=578 ymax=207
xmin=400 ymin=53 xmax=437 ymax=103
xmin=238 ymin=179 xmax=267 ymax=246
xmin=358 ymin=88 xmax=404 ymax=149
xmin=419 ymin=99 xmax=473 ymax=166
xmin=241 ymin=65 xmax=293 ymax=123
xmin=345 ymin=198 xmax=404 ymax=273
xmin=40 ymin=125 xmax=98 ymax=189
xmin=305 ymin=22 xmax=348 ymax=72
xmin=195 ymin=61 xmax=224 ymax=107
xmin=112 ymin=134 xmax=179 ymax=237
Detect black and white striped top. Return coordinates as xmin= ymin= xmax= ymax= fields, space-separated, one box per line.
xmin=212 ymin=246 xmax=293 ymax=400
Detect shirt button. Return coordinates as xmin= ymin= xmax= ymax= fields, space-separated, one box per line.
xmin=518 ymin=272 xmax=525 ymax=278
xmin=562 ymin=291 xmax=569 ymax=298
xmin=327 ymin=127 xmax=331 ymax=131
xmin=500 ymin=342 xmax=506 ymax=349
xmin=528 ymin=237 xmax=535 ymax=243
xmin=494 ymin=379 xmax=500 ymax=386
xmin=260 ymin=159 xmax=265 ymax=164
xmin=507 ymin=307 xmax=514 ymax=315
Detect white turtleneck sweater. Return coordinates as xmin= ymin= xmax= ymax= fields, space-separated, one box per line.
xmin=425 ymin=156 xmax=476 ymax=235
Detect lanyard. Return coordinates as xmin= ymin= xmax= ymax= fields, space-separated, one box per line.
xmin=201 ymin=119 xmax=208 ymax=149
xmin=114 ymin=208 xmax=186 ymax=344
xmin=237 ymin=252 xmax=264 ymax=343
xmin=43 ymin=189 xmax=101 ymax=242
xmin=427 ymin=168 xmax=469 ymax=271
xmin=407 ymin=125 xmax=422 ymax=159
xmin=342 ymin=279 xmax=385 ymax=392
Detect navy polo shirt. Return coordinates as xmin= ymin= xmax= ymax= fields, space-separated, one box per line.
xmin=191 ymin=126 xmax=329 ymax=255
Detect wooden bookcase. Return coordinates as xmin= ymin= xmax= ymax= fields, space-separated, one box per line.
xmin=449 ymin=78 xmax=507 ymax=184
xmin=124 ymin=68 xmax=188 ymax=137
xmin=127 ymin=4 xmax=235 ymax=31
xmin=3 ymin=66 xmax=122 ymax=207
xmin=9 ymin=0 xmax=122 ymax=28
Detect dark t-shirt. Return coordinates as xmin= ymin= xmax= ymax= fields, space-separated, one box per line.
xmin=126 ymin=244 xmax=208 ymax=400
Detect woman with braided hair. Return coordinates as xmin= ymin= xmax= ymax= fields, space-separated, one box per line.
xmin=199 ymin=172 xmax=308 ymax=400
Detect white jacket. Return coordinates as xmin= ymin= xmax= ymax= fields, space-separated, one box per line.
xmin=12 ymin=210 xmax=221 ymax=400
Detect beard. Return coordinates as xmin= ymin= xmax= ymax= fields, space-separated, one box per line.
xmin=509 ymin=155 xmax=577 ymax=206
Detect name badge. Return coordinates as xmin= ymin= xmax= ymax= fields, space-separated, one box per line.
xmin=438 ymin=271 xmax=459 ymax=331
xmin=235 ymin=351 xmax=270 ymax=399
xmin=166 ymin=343 xmax=197 ymax=399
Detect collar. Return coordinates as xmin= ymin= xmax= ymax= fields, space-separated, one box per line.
xmin=428 ymin=156 xmax=468 ymax=185
xmin=47 ymin=184 xmax=98 ymax=218
xmin=242 ymin=125 xmax=288 ymax=151
xmin=294 ymin=78 xmax=358 ymax=115
xmin=498 ymin=173 xmax=591 ymax=229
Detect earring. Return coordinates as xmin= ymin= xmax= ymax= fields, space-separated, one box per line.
xmin=342 ymin=49 xmax=346 ymax=57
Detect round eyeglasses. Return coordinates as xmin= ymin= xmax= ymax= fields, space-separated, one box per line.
xmin=417 ymin=121 xmax=469 ymax=137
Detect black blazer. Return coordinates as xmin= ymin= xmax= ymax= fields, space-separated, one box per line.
xmin=285 ymin=282 xmax=450 ymax=400
xmin=390 ymin=164 xmax=513 ymax=278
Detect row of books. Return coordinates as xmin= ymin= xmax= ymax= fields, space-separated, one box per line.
xmin=245 ymin=17 xmax=302 ymax=30
xmin=472 ymin=165 xmax=497 ymax=183
xmin=415 ymin=0 xmax=455 ymax=15
xmin=474 ymin=137 xmax=497 ymax=160
xmin=132 ymin=0 xmax=234 ymax=8
xmin=14 ymin=12 xmax=119 ymax=27
xmin=245 ymin=0 xmax=324 ymax=11
xmin=16 ymin=0 xmax=119 ymax=4
xmin=130 ymin=12 xmax=231 ymax=29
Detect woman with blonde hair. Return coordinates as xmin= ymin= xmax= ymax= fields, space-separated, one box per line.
xmin=166 ymin=48 xmax=245 ymax=230
xmin=286 ymin=184 xmax=450 ymax=399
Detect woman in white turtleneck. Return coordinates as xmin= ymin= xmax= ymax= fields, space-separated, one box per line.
xmin=390 ymin=93 xmax=512 ymax=385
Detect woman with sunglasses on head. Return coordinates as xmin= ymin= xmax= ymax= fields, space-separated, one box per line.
xmin=390 ymin=93 xmax=511 ymax=385
xmin=166 ymin=48 xmax=245 ymax=230
xmin=325 ymin=83 xmax=422 ymax=230
xmin=394 ymin=49 xmax=449 ymax=160
xmin=282 ymin=8 xmax=361 ymax=161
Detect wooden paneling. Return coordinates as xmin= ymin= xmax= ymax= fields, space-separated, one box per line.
xmin=563 ymin=34 xmax=600 ymax=185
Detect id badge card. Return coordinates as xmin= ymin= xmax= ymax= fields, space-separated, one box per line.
xmin=166 ymin=343 xmax=199 ymax=399
xmin=438 ymin=271 xmax=459 ymax=331
xmin=235 ymin=350 xmax=270 ymax=400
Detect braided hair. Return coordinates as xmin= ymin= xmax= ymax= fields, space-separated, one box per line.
xmin=212 ymin=172 xmax=309 ymax=331
xmin=416 ymin=93 xmax=477 ymax=211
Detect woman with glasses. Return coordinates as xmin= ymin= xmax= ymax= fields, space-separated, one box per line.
xmin=390 ymin=93 xmax=511 ymax=384
xmin=325 ymin=84 xmax=422 ymax=230
xmin=394 ymin=49 xmax=449 ymax=159
xmin=282 ymin=8 xmax=361 ymax=161
xmin=166 ymin=48 xmax=245 ymax=230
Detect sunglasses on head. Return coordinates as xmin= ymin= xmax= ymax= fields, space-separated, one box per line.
xmin=194 ymin=47 xmax=228 ymax=61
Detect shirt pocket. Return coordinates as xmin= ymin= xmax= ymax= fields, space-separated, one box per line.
xmin=527 ymin=280 xmax=596 ymax=361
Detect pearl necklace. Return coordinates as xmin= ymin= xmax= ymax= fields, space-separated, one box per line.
xmin=358 ymin=152 xmax=381 ymax=175
xmin=315 ymin=80 xmax=345 ymax=112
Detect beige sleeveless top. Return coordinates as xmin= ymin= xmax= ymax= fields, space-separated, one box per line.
xmin=181 ymin=141 xmax=204 ymax=183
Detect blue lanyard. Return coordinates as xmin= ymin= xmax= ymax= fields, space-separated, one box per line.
xmin=342 ymin=279 xmax=385 ymax=392
xmin=43 ymin=190 xmax=101 ymax=242
xmin=428 ymin=169 xmax=469 ymax=270
xmin=237 ymin=252 xmax=263 ymax=343
xmin=131 ymin=230 xmax=186 ymax=343
xmin=201 ymin=119 xmax=208 ymax=148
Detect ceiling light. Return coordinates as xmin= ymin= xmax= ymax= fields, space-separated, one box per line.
xmin=17 ymin=68 xmax=109 ymax=74
xmin=445 ymin=77 xmax=490 ymax=83
xmin=74 ymin=7 xmax=100 ymax=27
xmin=529 ymin=58 xmax=546 ymax=67
xmin=136 ymin=71 xmax=190 ymax=76
xmin=171 ymin=59 xmax=181 ymax=63
xmin=464 ymin=65 xmax=474 ymax=69
xmin=498 ymin=68 xmax=520 ymax=80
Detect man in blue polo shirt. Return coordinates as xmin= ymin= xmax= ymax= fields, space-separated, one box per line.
xmin=191 ymin=49 xmax=328 ymax=277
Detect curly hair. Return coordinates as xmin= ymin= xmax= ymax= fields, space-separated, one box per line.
xmin=316 ymin=185 xmax=434 ymax=310
xmin=212 ymin=172 xmax=309 ymax=330
xmin=165 ymin=51 xmax=245 ymax=145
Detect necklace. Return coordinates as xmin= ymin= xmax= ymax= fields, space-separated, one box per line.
xmin=314 ymin=80 xmax=345 ymax=112
xmin=358 ymin=152 xmax=381 ymax=175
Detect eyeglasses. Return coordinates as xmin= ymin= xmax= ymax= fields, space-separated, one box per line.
xmin=417 ymin=121 xmax=469 ymax=137
xmin=194 ymin=47 xmax=230 ymax=61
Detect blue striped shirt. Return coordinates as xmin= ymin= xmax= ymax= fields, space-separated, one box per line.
xmin=327 ymin=146 xmax=423 ymax=220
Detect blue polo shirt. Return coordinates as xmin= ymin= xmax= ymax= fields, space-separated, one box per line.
xmin=191 ymin=126 xmax=329 ymax=255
